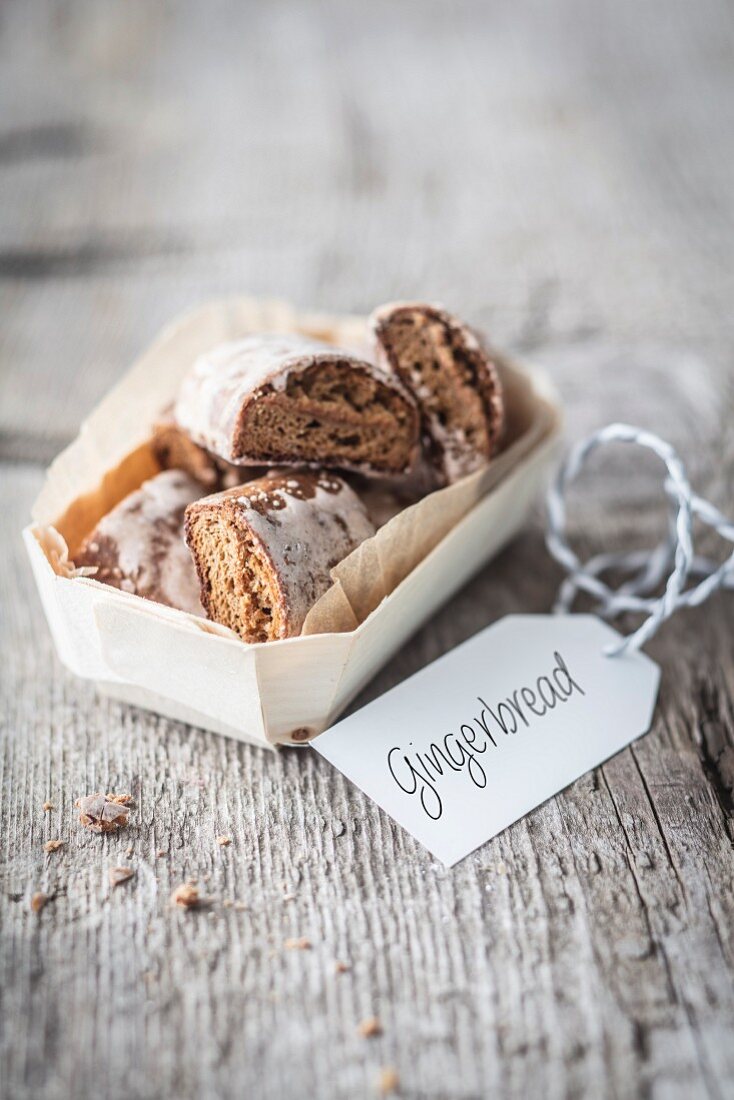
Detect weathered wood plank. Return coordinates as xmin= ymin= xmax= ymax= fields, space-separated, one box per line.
xmin=1 ymin=0 xmax=734 ymax=452
xmin=2 ymin=0 xmax=734 ymax=1097
xmin=3 ymin=456 xmax=734 ymax=1100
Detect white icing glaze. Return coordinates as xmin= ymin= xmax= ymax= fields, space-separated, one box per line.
xmin=230 ymin=472 xmax=374 ymax=636
xmin=174 ymin=332 xmax=414 ymax=468
xmin=84 ymin=470 xmax=204 ymax=616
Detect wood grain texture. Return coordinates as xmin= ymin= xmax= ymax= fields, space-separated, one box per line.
xmin=2 ymin=1 xmax=734 ymax=1098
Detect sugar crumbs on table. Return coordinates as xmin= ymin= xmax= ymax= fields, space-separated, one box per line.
xmin=358 ymin=1017 xmax=383 ymax=1039
xmin=75 ymin=792 xmax=130 ymax=833
xmin=42 ymin=801 xmax=54 ymax=812
xmin=109 ymin=866 xmax=135 ymax=888
xmin=31 ymin=892 xmax=48 ymax=913
xmin=378 ymin=1067 xmax=400 ymax=1095
xmin=284 ymin=937 xmax=311 ymax=951
xmin=171 ymin=882 xmax=207 ymax=909
xmin=216 ymin=835 xmax=231 ymax=846
xmin=43 ymin=839 xmax=63 ymax=853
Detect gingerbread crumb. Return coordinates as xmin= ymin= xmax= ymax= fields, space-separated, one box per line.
xmin=43 ymin=839 xmax=63 ymax=853
xmin=358 ymin=1017 xmax=382 ymax=1038
xmin=157 ymin=849 xmax=167 ymax=858
xmin=109 ymin=866 xmax=135 ymax=888
xmin=216 ymin=835 xmax=231 ymax=846
xmin=335 ymin=960 xmax=351 ymax=974
xmin=31 ymin=892 xmax=48 ymax=913
xmin=284 ymin=937 xmax=312 ymax=951
xmin=378 ymin=1067 xmax=400 ymax=1095
xmin=76 ymin=792 xmax=130 ymax=833
xmin=42 ymin=800 xmax=54 ymax=812
xmin=171 ymin=882 xmax=206 ymax=909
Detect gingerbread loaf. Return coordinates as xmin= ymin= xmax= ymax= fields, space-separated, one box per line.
xmin=174 ymin=334 xmax=420 ymax=477
xmin=74 ymin=470 xmax=204 ymax=616
xmin=370 ymin=303 xmax=504 ymax=484
xmin=184 ymin=470 xmax=375 ymax=643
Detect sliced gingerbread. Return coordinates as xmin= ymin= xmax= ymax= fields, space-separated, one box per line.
xmin=370 ymin=302 xmax=504 ymax=484
xmin=184 ymin=470 xmax=375 ymax=642
xmin=174 ymin=334 xmax=420 ymax=477
xmin=74 ymin=470 xmax=203 ymax=616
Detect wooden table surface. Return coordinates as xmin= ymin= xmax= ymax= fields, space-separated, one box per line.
xmin=2 ymin=3 xmax=733 ymax=1098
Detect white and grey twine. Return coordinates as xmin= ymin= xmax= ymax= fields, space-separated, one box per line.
xmin=545 ymin=423 xmax=734 ymax=657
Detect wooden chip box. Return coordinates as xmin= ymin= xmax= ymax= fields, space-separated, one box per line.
xmin=24 ymin=298 xmax=563 ymax=749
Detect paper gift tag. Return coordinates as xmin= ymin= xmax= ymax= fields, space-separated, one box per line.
xmin=313 ymin=615 xmax=660 ymax=866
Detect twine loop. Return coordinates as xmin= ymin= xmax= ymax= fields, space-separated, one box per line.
xmin=545 ymin=423 xmax=734 ymax=656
